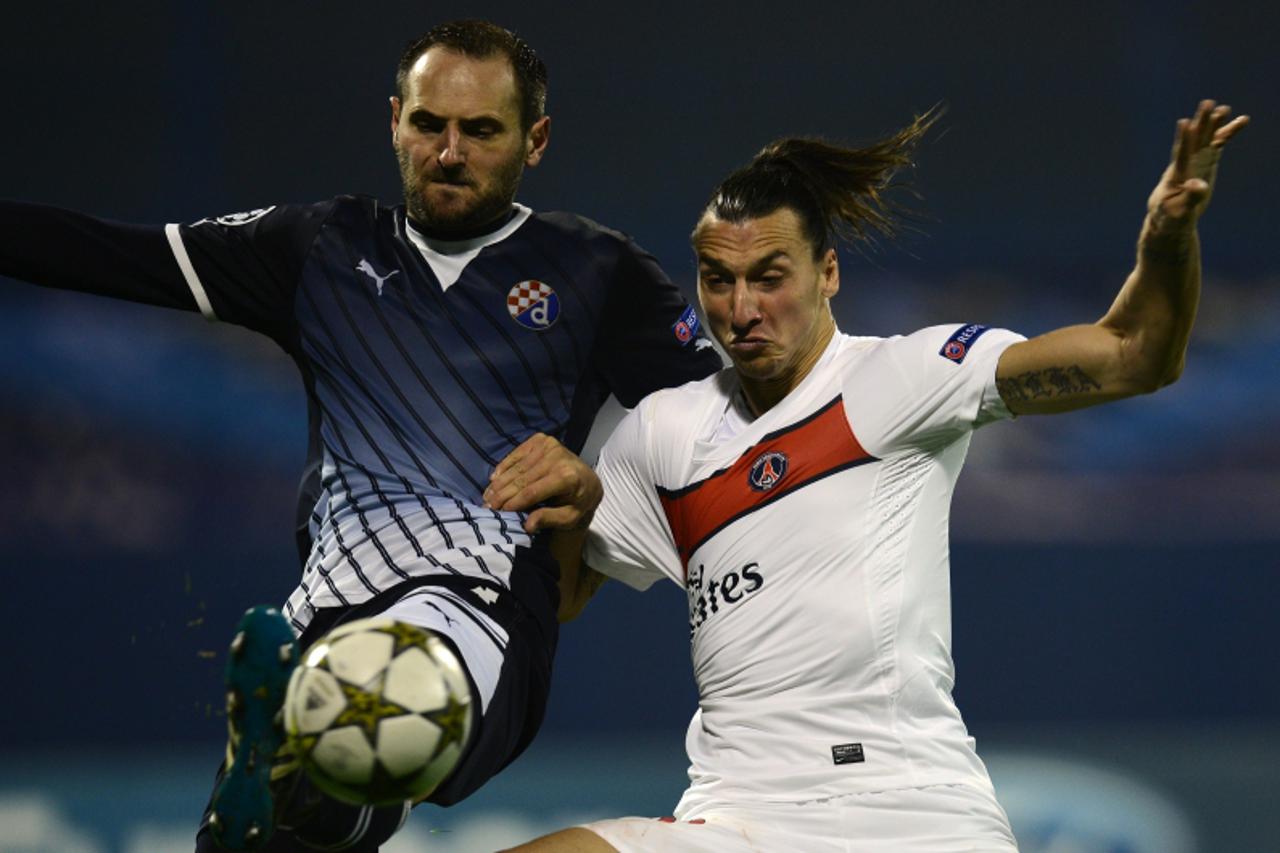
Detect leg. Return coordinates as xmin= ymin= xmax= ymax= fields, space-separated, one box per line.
xmin=503 ymin=827 xmax=619 ymax=852
xmin=507 ymin=815 xmax=778 ymax=853
xmin=197 ymin=546 xmax=557 ymax=849
xmin=196 ymin=606 xmax=411 ymax=852
xmin=375 ymin=569 xmax=558 ymax=806
xmin=196 ymin=782 xmax=409 ymax=852
xmin=349 ymin=544 xmax=560 ymax=808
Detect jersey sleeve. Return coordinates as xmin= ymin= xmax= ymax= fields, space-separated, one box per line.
xmin=167 ymin=202 xmax=333 ymax=340
xmin=0 ymin=200 xmax=199 ymax=310
xmin=846 ymin=323 xmax=1025 ymax=455
xmin=584 ymin=399 xmax=683 ymax=591
xmin=594 ymin=237 xmax=723 ymax=407
xmin=0 ymin=198 xmax=332 ymax=344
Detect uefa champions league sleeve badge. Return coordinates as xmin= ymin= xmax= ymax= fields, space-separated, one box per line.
xmin=938 ymin=324 xmax=990 ymax=364
xmin=506 ymin=280 xmax=560 ymax=330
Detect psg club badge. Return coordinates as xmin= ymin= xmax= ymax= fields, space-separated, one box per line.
xmin=506 ymin=280 xmax=560 ymax=330
xmin=938 ymin=323 xmax=989 ymax=364
xmin=748 ymin=450 xmax=789 ymax=492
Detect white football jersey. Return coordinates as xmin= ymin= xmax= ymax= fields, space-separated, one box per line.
xmin=586 ymin=324 xmax=1023 ymax=811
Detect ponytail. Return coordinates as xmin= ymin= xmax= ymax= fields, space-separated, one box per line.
xmin=700 ymin=105 xmax=942 ymax=255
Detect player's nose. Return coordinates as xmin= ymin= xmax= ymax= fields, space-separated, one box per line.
xmin=437 ymin=126 xmax=466 ymax=168
xmin=729 ymin=281 xmax=760 ymax=327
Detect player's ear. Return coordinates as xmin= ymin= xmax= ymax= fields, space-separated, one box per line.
xmin=820 ymin=247 xmax=839 ymax=299
xmin=524 ymin=116 xmax=550 ymax=167
xmin=390 ymin=96 xmax=403 ymax=141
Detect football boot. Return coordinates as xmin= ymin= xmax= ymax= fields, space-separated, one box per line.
xmin=208 ymin=605 xmax=299 ymax=850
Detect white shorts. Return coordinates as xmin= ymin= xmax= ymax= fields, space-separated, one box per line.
xmin=582 ymin=783 xmax=1018 ymax=852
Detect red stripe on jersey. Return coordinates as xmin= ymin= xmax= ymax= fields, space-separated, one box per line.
xmin=657 ymin=396 xmax=873 ymax=575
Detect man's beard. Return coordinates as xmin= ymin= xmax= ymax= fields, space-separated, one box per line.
xmin=398 ymin=147 xmax=525 ymax=236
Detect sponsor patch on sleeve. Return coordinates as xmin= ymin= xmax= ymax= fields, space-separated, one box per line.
xmin=672 ymin=304 xmax=701 ymax=346
xmin=938 ymin=323 xmax=990 ymax=364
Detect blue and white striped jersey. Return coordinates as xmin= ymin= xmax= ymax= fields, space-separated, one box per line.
xmin=0 ymin=195 xmax=720 ymax=633
xmin=166 ymin=197 xmax=722 ymax=631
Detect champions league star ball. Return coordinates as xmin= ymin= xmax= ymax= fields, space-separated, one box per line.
xmin=283 ymin=617 xmax=473 ymax=805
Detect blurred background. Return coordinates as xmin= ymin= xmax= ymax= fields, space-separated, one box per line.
xmin=0 ymin=1 xmax=1275 ymax=850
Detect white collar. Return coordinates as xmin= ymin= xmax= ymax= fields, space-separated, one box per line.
xmin=705 ymin=329 xmax=845 ymax=447
xmin=404 ymin=204 xmax=533 ymax=291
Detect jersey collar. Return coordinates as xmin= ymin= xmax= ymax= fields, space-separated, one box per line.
xmin=700 ymin=328 xmax=846 ymax=452
xmin=404 ymin=204 xmax=533 ymax=291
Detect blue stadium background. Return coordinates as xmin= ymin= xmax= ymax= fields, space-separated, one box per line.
xmin=1 ymin=2 xmax=1275 ymax=850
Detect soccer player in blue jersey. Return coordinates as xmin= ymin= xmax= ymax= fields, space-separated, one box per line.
xmin=0 ymin=19 xmax=721 ymax=852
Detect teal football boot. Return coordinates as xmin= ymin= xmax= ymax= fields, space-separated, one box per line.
xmin=208 ymin=605 xmax=299 ymax=850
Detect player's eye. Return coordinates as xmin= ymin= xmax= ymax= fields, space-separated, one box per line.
xmin=463 ymin=122 xmax=501 ymax=139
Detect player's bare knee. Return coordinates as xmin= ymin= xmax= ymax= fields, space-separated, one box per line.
xmin=501 ymin=827 xmax=619 ymax=852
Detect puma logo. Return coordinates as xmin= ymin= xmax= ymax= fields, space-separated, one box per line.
xmin=356 ymin=259 xmax=401 ymax=296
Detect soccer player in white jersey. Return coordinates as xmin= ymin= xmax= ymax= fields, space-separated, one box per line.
xmin=485 ymin=99 xmax=1249 ymax=851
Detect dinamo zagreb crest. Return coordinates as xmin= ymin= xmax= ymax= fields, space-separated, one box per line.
xmin=506 ymin=280 xmax=560 ymax=330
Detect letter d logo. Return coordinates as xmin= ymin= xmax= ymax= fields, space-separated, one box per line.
xmin=507 ymin=280 xmax=561 ymax=330
xmin=528 ymin=298 xmax=551 ymax=327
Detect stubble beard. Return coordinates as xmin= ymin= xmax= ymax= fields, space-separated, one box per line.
xmin=730 ymin=313 xmax=835 ymax=398
xmin=398 ymin=146 xmax=525 ymax=236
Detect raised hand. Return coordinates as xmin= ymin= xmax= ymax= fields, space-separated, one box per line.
xmin=483 ymin=433 xmax=603 ymax=533
xmin=1148 ymin=99 xmax=1249 ymax=233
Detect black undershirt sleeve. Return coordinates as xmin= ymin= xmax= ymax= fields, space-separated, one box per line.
xmin=0 ymin=200 xmax=198 ymax=311
xmin=0 ymin=199 xmax=335 ymax=346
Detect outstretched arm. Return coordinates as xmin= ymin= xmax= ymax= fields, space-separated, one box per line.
xmin=484 ymin=433 xmax=607 ymax=622
xmin=0 ymin=201 xmax=200 ymax=310
xmin=996 ymin=100 xmax=1249 ymax=414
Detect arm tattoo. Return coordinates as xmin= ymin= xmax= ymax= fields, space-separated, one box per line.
xmin=997 ymin=365 xmax=1101 ymax=403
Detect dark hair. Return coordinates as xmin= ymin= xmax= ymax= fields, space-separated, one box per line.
xmin=699 ymin=106 xmax=942 ymax=257
xmin=395 ymin=20 xmax=548 ymax=131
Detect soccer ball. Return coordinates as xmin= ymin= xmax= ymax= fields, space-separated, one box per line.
xmin=283 ymin=617 xmax=473 ymax=805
